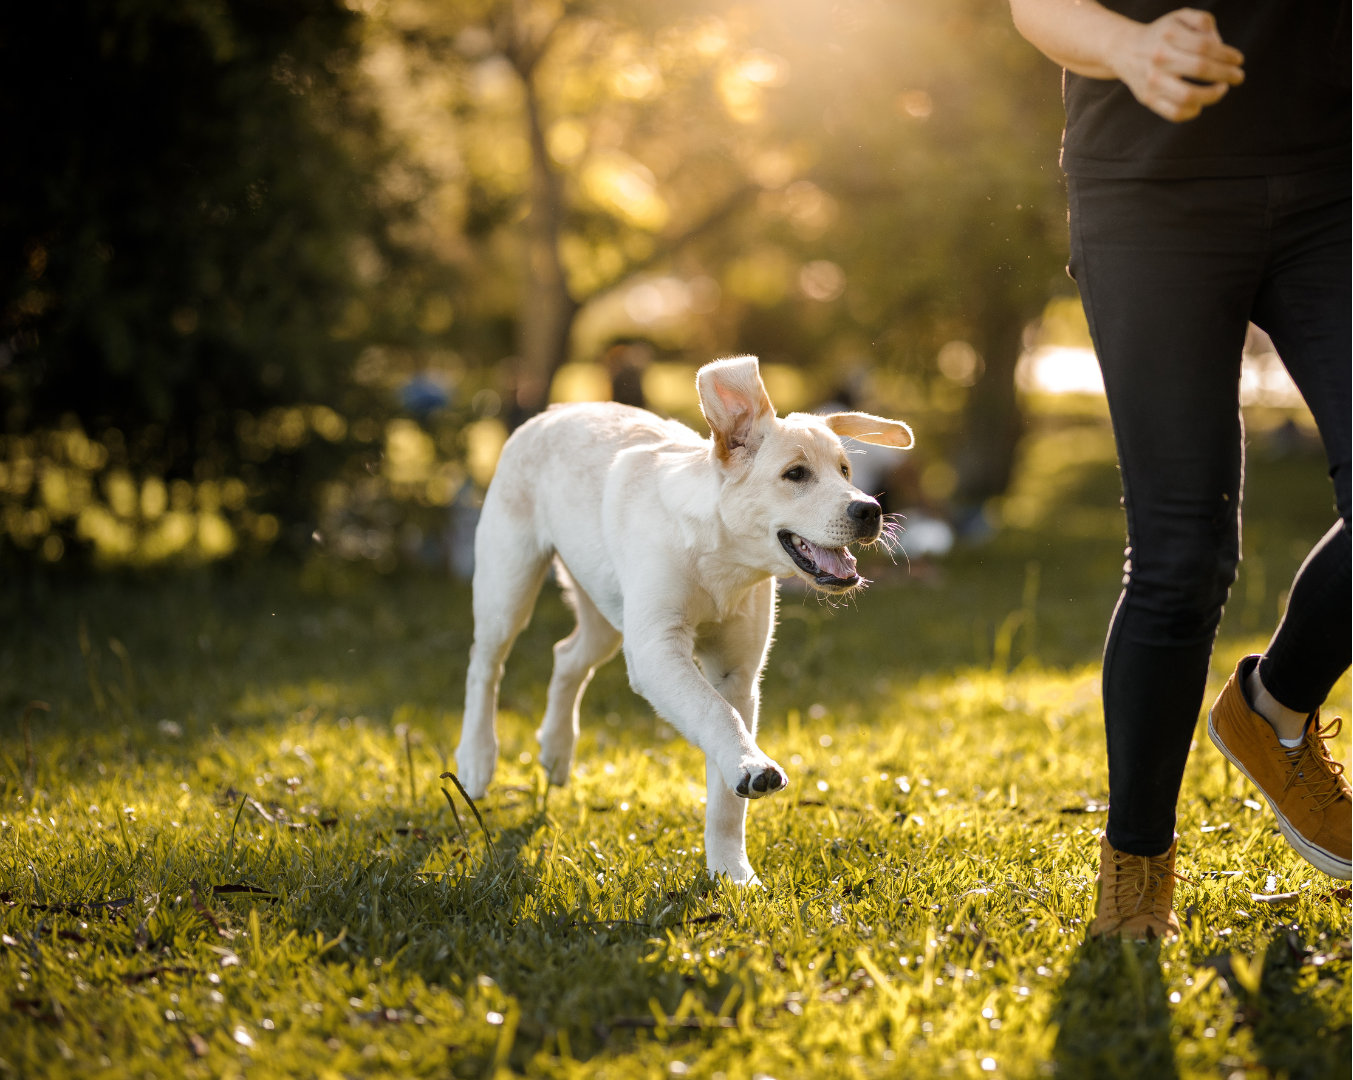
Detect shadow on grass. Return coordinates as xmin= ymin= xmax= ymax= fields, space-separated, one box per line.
xmin=277 ymin=795 xmax=727 ymax=1069
xmin=1051 ymin=933 xmax=1180 ymax=1080
xmin=1247 ymin=925 xmax=1352 ymax=1080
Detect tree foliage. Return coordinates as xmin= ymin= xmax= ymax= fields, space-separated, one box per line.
xmin=0 ymin=0 xmax=432 ymax=566
xmin=363 ymin=0 xmax=1070 ymax=494
xmin=0 ymin=0 xmax=1073 ymax=571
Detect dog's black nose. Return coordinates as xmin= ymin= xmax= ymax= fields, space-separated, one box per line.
xmin=847 ymin=499 xmax=881 ymax=528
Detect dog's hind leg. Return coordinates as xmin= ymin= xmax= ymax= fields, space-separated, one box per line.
xmin=456 ymin=500 xmax=551 ymax=800
xmin=537 ymin=561 xmax=622 ymax=786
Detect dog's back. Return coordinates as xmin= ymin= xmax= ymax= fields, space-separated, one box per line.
xmin=481 ymin=403 xmax=704 ymax=606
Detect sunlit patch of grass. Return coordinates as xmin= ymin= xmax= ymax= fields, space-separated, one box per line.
xmin=0 ymin=649 xmax=1346 ymax=1079
xmin=0 ymin=414 xmax=1346 ymax=1077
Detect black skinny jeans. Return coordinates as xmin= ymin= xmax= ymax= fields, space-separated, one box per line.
xmin=1069 ymin=164 xmax=1351 ymax=857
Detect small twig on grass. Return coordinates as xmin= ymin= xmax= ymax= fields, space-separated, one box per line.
xmin=20 ymin=701 xmax=48 ymax=801
xmin=213 ymin=884 xmax=276 ymax=898
xmin=189 ymin=882 xmax=228 ymax=938
xmin=6 ymin=895 xmax=133 ymax=917
xmin=440 ymin=787 xmax=470 ymax=846
xmin=440 ymin=772 xmax=495 ymax=857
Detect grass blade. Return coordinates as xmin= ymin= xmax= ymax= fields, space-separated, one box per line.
xmin=440 ymin=787 xmax=470 ymax=846
xmin=221 ymin=793 xmax=248 ymax=880
xmin=405 ymin=726 xmax=416 ymax=804
xmin=115 ymin=803 xmax=135 ymax=860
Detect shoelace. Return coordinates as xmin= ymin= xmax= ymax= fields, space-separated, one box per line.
xmin=1282 ymin=715 xmax=1349 ymax=812
xmin=1105 ymin=849 xmax=1192 ymax=919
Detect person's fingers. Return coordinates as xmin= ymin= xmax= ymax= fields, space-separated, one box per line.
xmin=1149 ymin=69 xmax=1229 ymax=106
xmin=1170 ymin=8 xmax=1218 ymax=36
xmin=1166 ymin=84 xmax=1228 ymax=121
xmin=1198 ymin=38 xmax=1245 ymax=67
xmin=1158 ymin=43 xmax=1244 ymax=84
xmin=1139 ymin=70 xmax=1228 ymax=121
xmin=1122 ymin=9 xmax=1241 ymax=121
xmin=1190 ymin=80 xmax=1230 ymax=107
xmin=1160 ymin=26 xmax=1245 ymax=70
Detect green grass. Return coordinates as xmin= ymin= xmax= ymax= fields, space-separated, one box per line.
xmin=0 ymin=403 xmax=1348 ymax=1079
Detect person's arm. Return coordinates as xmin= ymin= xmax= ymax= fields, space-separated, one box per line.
xmin=1009 ymin=0 xmax=1245 ymax=122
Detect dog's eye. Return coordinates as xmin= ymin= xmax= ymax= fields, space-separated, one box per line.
xmin=782 ymin=466 xmax=808 ymax=482
xmin=840 ymin=463 xmax=849 ymax=478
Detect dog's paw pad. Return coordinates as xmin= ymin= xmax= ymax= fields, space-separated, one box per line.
xmin=735 ymin=764 xmax=787 ymax=799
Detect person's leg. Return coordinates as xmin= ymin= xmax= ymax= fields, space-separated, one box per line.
xmin=1068 ymin=174 xmax=1267 ymax=860
xmin=1250 ymin=166 xmax=1352 ymax=717
xmin=1201 ymin=165 xmax=1351 ymax=880
xmin=1250 ymin=519 xmax=1349 ymax=730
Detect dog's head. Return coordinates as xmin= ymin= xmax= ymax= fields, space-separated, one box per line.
xmin=697 ymin=355 xmax=913 ymax=594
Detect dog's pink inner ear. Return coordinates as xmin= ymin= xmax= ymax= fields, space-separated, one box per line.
xmin=698 ymin=357 xmax=774 ymax=461
xmin=713 ymin=384 xmax=758 ymax=449
xmin=824 ymin=412 xmax=915 ymax=449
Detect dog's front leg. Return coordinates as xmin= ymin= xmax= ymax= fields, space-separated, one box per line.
xmin=625 ymin=626 xmax=786 ymax=797
xmin=695 ymin=579 xmax=777 ymax=884
xmin=703 ymin=757 xmax=757 ymax=883
xmin=624 ymin=623 xmax=786 ymax=887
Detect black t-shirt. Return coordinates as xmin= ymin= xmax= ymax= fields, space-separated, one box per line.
xmin=1061 ymin=1 xmax=1351 ymax=177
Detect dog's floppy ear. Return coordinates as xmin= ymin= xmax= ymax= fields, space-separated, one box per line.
xmin=823 ymin=412 xmax=915 ymax=449
xmin=697 ymin=355 xmax=776 ymax=462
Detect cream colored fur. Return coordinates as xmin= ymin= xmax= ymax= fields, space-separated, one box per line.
xmin=455 ymin=356 xmax=912 ymax=883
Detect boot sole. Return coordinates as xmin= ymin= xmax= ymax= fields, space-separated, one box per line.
xmin=1207 ymin=710 xmax=1352 ymax=881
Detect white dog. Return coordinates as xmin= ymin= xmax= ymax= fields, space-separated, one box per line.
xmin=455 ymin=356 xmax=913 ymax=883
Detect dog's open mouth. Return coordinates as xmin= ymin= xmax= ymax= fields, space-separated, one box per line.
xmin=778 ymin=530 xmax=860 ymax=591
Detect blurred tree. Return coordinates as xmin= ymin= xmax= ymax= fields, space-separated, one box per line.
xmin=0 ymin=0 xmax=452 ymax=566
xmin=364 ymin=0 xmax=1068 ymax=499
xmin=367 ymin=0 xmax=769 ymax=425
xmin=3 ymin=0 xmax=362 ymax=426
xmin=0 ymin=0 xmax=1072 ymax=574
xmin=759 ymin=1 xmax=1070 ymax=511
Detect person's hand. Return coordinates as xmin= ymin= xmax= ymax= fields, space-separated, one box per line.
xmin=1109 ymin=8 xmax=1244 ymax=122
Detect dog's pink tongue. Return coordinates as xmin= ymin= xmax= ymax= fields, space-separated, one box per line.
xmin=808 ymin=541 xmax=856 ymax=580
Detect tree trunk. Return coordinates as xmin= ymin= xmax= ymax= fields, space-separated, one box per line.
xmin=952 ymin=300 xmax=1028 ymax=510
xmin=509 ymin=75 xmax=577 ymax=428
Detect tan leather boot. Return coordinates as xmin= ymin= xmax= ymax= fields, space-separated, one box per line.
xmin=1208 ymin=657 xmax=1351 ymax=880
xmin=1089 ymin=834 xmax=1186 ymax=941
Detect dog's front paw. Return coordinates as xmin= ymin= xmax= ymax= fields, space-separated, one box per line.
xmin=733 ymin=758 xmax=788 ymax=800
xmin=455 ymin=746 xmax=497 ymax=801
xmin=535 ymin=742 xmax=572 ymax=787
xmin=707 ymin=863 xmax=762 ymax=887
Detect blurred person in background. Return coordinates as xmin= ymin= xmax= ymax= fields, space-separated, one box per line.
xmin=1010 ymin=1 xmax=1351 ymax=939
xmin=602 ymin=339 xmax=654 ymax=411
